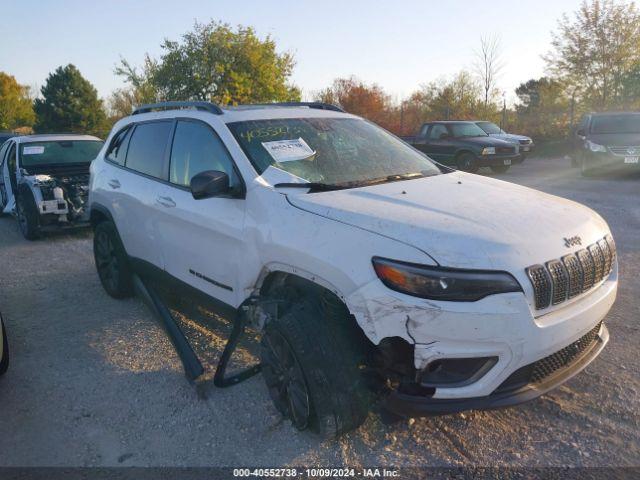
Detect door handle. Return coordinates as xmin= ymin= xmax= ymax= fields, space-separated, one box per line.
xmin=108 ymin=179 xmax=121 ymax=189
xmin=156 ymin=196 xmax=176 ymax=208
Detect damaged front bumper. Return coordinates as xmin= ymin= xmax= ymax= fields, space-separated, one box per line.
xmin=347 ymin=263 xmax=617 ymax=414
xmin=384 ymin=322 xmax=608 ymax=416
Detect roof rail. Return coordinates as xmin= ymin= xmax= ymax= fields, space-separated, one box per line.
xmin=132 ymin=101 xmax=223 ymax=116
xmin=251 ymin=102 xmax=345 ymax=112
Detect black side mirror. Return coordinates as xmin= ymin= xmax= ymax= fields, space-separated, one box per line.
xmin=439 ymin=132 xmax=451 ymax=140
xmin=190 ymin=170 xmax=230 ymax=199
xmin=576 ymin=129 xmax=586 ymax=137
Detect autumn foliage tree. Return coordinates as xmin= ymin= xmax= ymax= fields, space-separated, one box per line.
xmin=0 ymin=72 xmax=35 ymax=131
xmin=317 ymin=72 xmax=501 ymax=136
xmin=316 ymin=77 xmax=393 ymax=129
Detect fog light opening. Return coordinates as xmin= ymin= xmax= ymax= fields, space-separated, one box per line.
xmin=419 ymin=356 xmax=498 ymax=388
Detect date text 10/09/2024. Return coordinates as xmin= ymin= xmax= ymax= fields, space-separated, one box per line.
xmin=232 ymin=468 xmax=400 ymax=478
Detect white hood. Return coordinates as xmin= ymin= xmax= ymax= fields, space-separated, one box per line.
xmin=286 ymin=172 xmax=609 ymax=272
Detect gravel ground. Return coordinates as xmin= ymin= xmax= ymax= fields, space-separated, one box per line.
xmin=0 ymin=157 xmax=638 ymax=468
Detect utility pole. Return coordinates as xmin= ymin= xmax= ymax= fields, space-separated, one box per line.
xmin=569 ymin=90 xmax=576 ymax=132
xmin=500 ymin=93 xmax=506 ymax=130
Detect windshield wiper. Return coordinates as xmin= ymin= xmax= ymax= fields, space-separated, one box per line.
xmin=275 ymin=171 xmax=434 ymax=193
xmin=273 ymin=182 xmax=345 ymax=192
xmin=385 ymin=172 xmax=427 ymax=181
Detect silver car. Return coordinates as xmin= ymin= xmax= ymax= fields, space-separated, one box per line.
xmin=475 ymin=121 xmax=535 ymax=160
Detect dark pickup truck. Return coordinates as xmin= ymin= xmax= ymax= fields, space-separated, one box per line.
xmin=401 ymin=121 xmax=522 ymax=173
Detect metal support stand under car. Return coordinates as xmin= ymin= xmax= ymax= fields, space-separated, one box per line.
xmin=132 ymin=274 xmax=261 ymax=388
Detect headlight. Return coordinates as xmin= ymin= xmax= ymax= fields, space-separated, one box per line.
xmin=587 ymin=140 xmax=607 ymax=153
xmin=372 ymin=257 xmax=522 ymax=301
xmin=481 ymin=147 xmax=495 ymax=155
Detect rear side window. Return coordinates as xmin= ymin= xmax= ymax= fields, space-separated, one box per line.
xmin=169 ymin=120 xmax=241 ymax=189
xmin=125 ymin=122 xmax=172 ymax=179
xmin=106 ymin=127 xmax=132 ymax=166
xmin=428 ymin=124 xmax=448 ymax=140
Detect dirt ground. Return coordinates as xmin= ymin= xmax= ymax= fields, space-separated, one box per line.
xmin=0 ymin=157 xmax=638 ymax=468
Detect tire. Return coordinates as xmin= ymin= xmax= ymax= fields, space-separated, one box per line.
xmin=0 ymin=315 xmax=8 ymax=376
xmin=455 ymin=152 xmax=479 ymax=173
xmin=260 ymin=292 xmax=372 ymax=437
xmin=93 ymin=220 xmax=134 ymax=298
xmin=16 ymin=189 xmax=40 ymax=240
xmin=490 ymin=165 xmax=510 ymax=174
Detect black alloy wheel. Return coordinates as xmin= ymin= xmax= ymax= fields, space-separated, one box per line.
xmin=261 ymin=327 xmax=312 ymax=430
xmin=94 ymin=228 xmax=120 ymax=293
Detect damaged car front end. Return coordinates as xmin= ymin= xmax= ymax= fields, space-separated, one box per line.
xmin=0 ymin=135 xmax=103 ymax=239
xmin=23 ymin=168 xmax=91 ymax=223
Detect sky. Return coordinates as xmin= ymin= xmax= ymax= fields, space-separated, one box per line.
xmin=0 ymin=0 xmax=582 ymax=104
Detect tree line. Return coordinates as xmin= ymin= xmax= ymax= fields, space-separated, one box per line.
xmin=1 ymin=0 xmax=639 ymax=142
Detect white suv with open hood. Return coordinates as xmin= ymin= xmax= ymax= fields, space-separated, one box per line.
xmin=89 ymin=101 xmax=616 ymax=437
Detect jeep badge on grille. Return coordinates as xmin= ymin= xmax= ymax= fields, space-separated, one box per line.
xmin=564 ymin=235 xmax=582 ymax=248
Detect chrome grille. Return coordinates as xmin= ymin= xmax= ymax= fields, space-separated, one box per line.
xmin=547 ymin=260 xmax=569 ymax=305
xmin=577 ymin=249 xmax=595 ymax=290
xmin=609 ymin=145 xmax=640 ymax=156
xmin=526 ymin=265 xmax=551 ymax=310
xmin=526 ymin=236 xmax=615 ymax=310
xmin=605 ymin=234 xmax=617 ymax=265
xmin=598 ymin=239 xmax=612 ymax=274
xmin=589 ymin=244 xmax=605 ymax=282
xmin=562 ymin=254 xmax=583 ymax=299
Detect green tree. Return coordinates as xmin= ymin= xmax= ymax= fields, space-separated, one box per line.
xmin=622 ymin=64 xmax=640 ymax=108
xmin=514 ymin=77 xmax=571 ymax=140
xmin=407 ymin=71 xmax=491 ymax=123
xmin=117 ymin=21 xmax=300 ymax=105
xmin=34 ymin=64 xmax=107 ymax=136
xmin=0 ymin=72 xmax=35 ymax=131
xmin=544 ymin=0 xmax=640 ymax=109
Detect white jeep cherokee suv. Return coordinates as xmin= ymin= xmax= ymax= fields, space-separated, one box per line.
xmin=89 ymin=101 xmax=617 ymax=436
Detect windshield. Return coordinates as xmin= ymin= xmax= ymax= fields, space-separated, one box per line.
xmin=19 ymin=140 xmax=103 ymax=168
xmin=476 ymin=122 xmax=502 ymax=135
xmin=449 ymin=123 xmax=488 ymax=138
xmin=227 ymin=117 xmax=441 ymax=186
xmin=590 ymin=114 xmax=640 ymax=134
